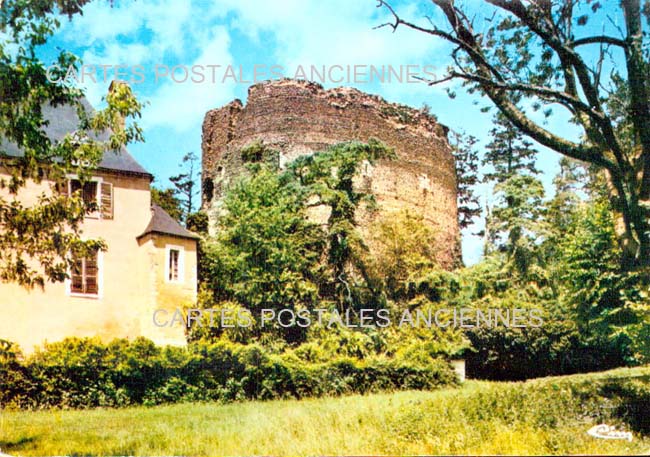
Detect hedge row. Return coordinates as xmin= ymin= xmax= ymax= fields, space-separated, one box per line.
xmin=464 ymin=323 xmax=630 ymax=381
xmin=0 ymin=337 xmax=458 ymax=409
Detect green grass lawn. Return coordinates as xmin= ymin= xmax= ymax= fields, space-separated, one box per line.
xmin=2 ymin=366 xmax=650 ymax=456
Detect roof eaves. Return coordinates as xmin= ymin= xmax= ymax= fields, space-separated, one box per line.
xmin=136 ymin=229 xmax=200 ymax=241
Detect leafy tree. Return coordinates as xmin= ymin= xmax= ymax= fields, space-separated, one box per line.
xmin=151 ymin=186 xmax=183 ymax=222
xmin=186 ymin=211 xmax=208 ymax=234
xmin=169 ymin=152 xmax=199 ymax=224
xmin=201 ymin=164 xmax=324 ymax=343
xmin=0 ymin=0 xmax=143 ymax=288
xmin=542 ymin=157 xmax=588 ymax=288
xmin=370 ymin=237 xmax=468 ymax=361
xmin=199 ymin=141 xmax=395 ymax=343
xmin=559 ymin=197 xmax=645 ymax=358
xmin=378 ymin=0 xmax=650 ymax=270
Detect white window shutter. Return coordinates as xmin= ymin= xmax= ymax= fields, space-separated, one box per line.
xmin=100 ymin=182 xmax=113 ymax=220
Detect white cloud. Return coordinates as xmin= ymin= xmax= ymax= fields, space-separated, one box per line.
xmin=217 ymin=0 xmax=443 ymax=68
xmin=205 ymin=0 xmax=453 ymax=108
xmin=60 ymin=0 xmax=196 ymax=63
xmin=141 ymin=26 xmax=236 ymax=132
xmin=56 ymin=0 xmax=231 ymax=131
xmin=60 ymin=1 xmax=143 ymax=42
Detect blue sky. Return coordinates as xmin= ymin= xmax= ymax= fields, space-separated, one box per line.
xmin=39 ymin=0 xmax=624 ymax=265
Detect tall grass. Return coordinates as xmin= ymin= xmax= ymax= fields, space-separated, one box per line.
xmin=2 ymin=366 xmax=650 ymax=455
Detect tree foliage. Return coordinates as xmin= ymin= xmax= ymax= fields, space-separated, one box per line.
xmin=482 ymin=106 xmax=543 ymax=273
xmin=559 ymin=197 xmax=646 ymax=352
xmin=198 ymin=141 xmax=395 ymax=343
xmin=201 ymin=164 xmax=324 ymax=343
xmin=463 ymin=159 xmax=649 ymax=378
xmin=449 ymin=131 xmax=481 ymax=230
xmin=151 ymin=186 xmax=183 ymax=222
xmin=369 ymin=210 xmax=441 ymax=301
xmin=490 ymin=174 xmax=546 ymax=275
xmin=483 ymin=111 xmax=539 ymax=184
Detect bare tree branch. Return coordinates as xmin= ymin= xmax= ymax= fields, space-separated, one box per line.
xmin=571 ymin=35 xmax=627 ymax=48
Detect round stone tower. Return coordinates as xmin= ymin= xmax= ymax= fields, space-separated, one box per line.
xmin=201 ymin=79 xmax=460 ymax=268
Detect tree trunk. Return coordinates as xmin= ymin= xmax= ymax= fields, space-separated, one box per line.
xmin=630 ymin=200 xmax=650 ymax=269
xmin=620 ymin=1 xmax=650 ymax=270
xmin=623 ymin=0 xmax=650 ymax=201
xmin=606 ymin=170 xmax=649 ymax=270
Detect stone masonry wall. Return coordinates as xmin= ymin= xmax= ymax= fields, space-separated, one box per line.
xmin=201 ymin=79 xmax=460 ymax=268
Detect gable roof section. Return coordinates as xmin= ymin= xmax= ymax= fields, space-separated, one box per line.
xmin=138 ymin=204 xmax=200 ymax=241
xmin=0 ymin=98 xmax=152 ymax=179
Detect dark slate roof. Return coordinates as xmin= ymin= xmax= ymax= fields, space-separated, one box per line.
xmin=0 ymin=98 xmax=152 ymax=178
xmin=138 ymin=204 xmax=200 ymax=241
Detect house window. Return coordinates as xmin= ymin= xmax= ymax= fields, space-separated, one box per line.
xmin=70 ymin=250 xmax=100 ymax=296
xmin=70 ymin=179 xmax=98 ymax=211
xmin=64 ymin=178 xmax=113 ymax=220
xmin=169 ymin=249 xmax=179 ymax=281
xmin=165 ymin=245 xmax=184 ymax=284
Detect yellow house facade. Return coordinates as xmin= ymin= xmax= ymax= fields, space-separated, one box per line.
xmin=0 ymin=101 xmax=196 ymax=353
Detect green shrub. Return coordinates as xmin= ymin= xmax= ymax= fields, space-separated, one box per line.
xmin=142 ymin=377 xmax=203 ymax=406
xmin=465 ymin=321 xmax=629 ymax=381
xmin=0 ymin=337 xmax=457 ymax=410
xmin=27 ymin=337 xmax=118 ymax=408
xmin=0 ymin=340 xmax=36 ymax=409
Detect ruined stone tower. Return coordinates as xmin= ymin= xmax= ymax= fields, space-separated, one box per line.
xmin=201 ymin=79 xmax=460 ymax=268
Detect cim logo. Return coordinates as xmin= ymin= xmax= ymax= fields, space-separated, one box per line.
xmin=587 ymin=424 xmax=633 ymax=442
